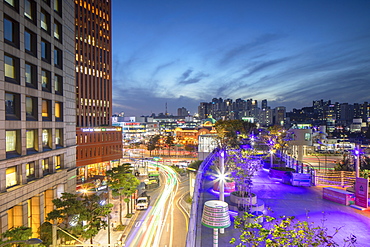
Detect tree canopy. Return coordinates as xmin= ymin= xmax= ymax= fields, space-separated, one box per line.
xmin=46 ymin=192 xmax=112 ymax=244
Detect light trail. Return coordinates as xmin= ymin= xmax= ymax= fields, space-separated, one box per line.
xmin=124 ymin=162 xmax=178 ymax=247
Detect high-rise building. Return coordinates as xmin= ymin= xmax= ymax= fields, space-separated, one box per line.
xmin=75 ymin=0 xmax=122 ymax=182
xmin=0 ymin=0 xmax=76 ymax=236
xmin=178 ymin=107 xmax=189 ymax=116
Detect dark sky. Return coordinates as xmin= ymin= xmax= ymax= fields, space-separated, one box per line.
xmin=111 ymin=0 xmax=370 ymax=116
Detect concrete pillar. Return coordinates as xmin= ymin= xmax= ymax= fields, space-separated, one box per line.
xmin=30 ymin=195 xmax=42 ymax=237
xmin=0 ymin=213 xmax=8 ymax=234
xmin=19 ymin=163 xmax=27 ymax=185
xmin=35 ymin=159 xmax=43 ymax=178
xmin=13 ymin=205 xmax=24 ymax=227
xmin=45 ymin=189 xmax=55 ymax=218
xmin=0 ymin=168 xmax=6 ymax=192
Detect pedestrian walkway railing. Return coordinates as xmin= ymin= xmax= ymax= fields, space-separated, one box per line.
xmin=186 ymin=150 xmax=217 ymax=247
xmin=315 ymin=170 xmax=356 ymax=187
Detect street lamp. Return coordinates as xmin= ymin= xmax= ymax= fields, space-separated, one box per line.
xmin=0 ymin=238 xmax=42 ymax=247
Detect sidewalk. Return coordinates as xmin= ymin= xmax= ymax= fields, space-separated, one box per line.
xmin=197 ymin=169 xmax=370 ymax=247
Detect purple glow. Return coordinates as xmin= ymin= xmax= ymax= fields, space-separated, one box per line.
xmin=208 ymin=188 xmax=231 ymax=197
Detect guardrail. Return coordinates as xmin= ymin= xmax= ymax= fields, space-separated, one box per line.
xmin=185 ymin=150 xmax=217 ymax=247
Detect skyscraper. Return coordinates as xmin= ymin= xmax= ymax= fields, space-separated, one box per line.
xmin=75 ymin=0 xmax=122 ymax=182
xmin=0 ymin=0 xmax=76 ymax=236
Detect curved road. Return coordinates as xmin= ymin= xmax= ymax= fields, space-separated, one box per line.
xmin=124 ymin=162 xmax=189 ymax=247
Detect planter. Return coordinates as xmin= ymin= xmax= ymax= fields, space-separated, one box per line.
xmin=230 ymin=191 xmax=257 ymax=205
xmin=268 ymin=167 xmax=295 ymax=179
xmin=213 ymin=181 xmax=235 ymax=193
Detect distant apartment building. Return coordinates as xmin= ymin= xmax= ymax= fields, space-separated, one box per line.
xmin=197 ymin=98 xmax=286 ymax=127
xmin=75 ymin=0 xmax=122 ymax=183
xmin=0 ymin=0 xmax=76 ymax=236
xmin=177 ymin=107 xmax=189 ymax=116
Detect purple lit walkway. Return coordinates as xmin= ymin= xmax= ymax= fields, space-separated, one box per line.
xmin=196 ymin=168 xmax=370 ymax=246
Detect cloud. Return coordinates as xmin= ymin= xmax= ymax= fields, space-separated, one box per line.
xmin=177 ymin=69 xmax=210 ymax=85
xmin=219 ymin=33 xmax=283 ymax=66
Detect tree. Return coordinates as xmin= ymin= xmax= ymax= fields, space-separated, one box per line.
xmin=0 ymin=226 xmax=32 ymax=247
xmin=230 ymin=213 xmax=357 ymax=247
xmin=227 ymin=149 xmax=262 ymax=212
xmin=165 ymin=135 xmax=175 ymax=156
xmin=147 ymin=135 xmax=161 ymax=156
xmin=46 ymin=192 xmax=112 ymax=244
xmin=215 ymin=120 xmax=256 ymax=148
xmin=188 ymin=160 xmax=203 ymax=171
xmin=106 ymin=164 xmax=140 ymax=225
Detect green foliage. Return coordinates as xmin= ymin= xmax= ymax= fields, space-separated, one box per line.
xmin=0 ymin=226 xmax=32 ymax=247
xmin=39 ymin=222 xmax=53 ymax=247
xmin=170 ymin=165 xmax=184 ymax=174
xmin=147 ymin=135 xmax=161 ymax=155
xmin=215 ymin=119 xmax=256 ymax=148
xmin=114 ymin=225 xmax=126 ymax=231
xmin=46 ymin=192 xmax=112 ymax=243
xmin=360 ymin=169 xmax=370 ymax=179
xmin=188 ymin=160 xmax=203 ymax=170
xmin=334 ymin=153 xmax=353 ymax=171
xmin=230 ymin=213 xmax=356 ymax=247
xmin=106 ymin=164 xmax=140 ymax=223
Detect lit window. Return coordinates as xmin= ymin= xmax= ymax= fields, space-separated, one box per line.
xmin=54 ymin=74 xmax=63 ymax=95
xmin=6 ymin=130 xmax=17 ymax=152
xmin=24 ymin=0 xmax=36 ymax=21
xmin=42 ymin=69 xmax=51 ymax=91
xmin=40 ymin=9 xmax=50 ymax=32
xmin=42 ymin=129 xmax=51 ymax=148
xmin=26 ymin=162 xmax=36 ymax=181
xmin=26 ymin=129 xmax=35 ymax=149
xmin=42 ymin=158 xmax=49 ymax=175
xmin=54 ymin=0 xmax=61 ymax=14
xmin=5 ymin=0 xmax=16 ymax=7
xmin=55 ymin=129 xmax=62 ymax=146
xmin=42 ymin=99 xmax=51 ymax=120
xmin=5 ymin=54 xmax=19 ymax=83
xmin=55 ymin=101 xmax=62 ymax=120
xmin=6 ymin=166 xmax=18 ymax=188
xmin=55 ymin=155 xmax=61 ymax=170
xmin=54 ymin=21 xmax=62 ymax=41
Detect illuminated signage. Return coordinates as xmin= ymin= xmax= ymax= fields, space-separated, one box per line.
xmin=81 ymin=127 xmax=122 ymax=132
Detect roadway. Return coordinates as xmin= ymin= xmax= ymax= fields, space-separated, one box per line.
xmin=123 ymin=161 xmax=189 ymax=247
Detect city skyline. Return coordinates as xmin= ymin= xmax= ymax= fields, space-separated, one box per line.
xmin=112 ymin=0 xmax=370 ymax=116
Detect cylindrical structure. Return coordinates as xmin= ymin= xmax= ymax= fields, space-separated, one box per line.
xmin=201 ymin=200 xmax=231 ymax=229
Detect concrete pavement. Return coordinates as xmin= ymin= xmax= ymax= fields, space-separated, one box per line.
xmin=196 ymin=168 xmax=370 ymax=247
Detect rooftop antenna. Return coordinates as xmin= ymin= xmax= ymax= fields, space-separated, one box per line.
xmin=165 ymin=102 xmax=168 ymax=116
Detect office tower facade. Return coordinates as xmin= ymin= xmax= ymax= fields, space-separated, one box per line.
xmin=0 ymin=0 xmax=76 ymax=236
xmin=75 ymin=0 xmax=122 ymax=182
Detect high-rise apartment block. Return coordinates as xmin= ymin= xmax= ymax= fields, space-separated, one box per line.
xmin=75 ymin=0 xmax=122 ymax=182
xmin=0 ymin=0 xmax=76 ymax=236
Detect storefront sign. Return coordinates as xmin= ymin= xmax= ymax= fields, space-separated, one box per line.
xmin=355 ymin=177 xmax=369 ymax=208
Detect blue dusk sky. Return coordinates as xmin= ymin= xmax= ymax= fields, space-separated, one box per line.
xmin=111 ymin=0 xmax=370 ymax=116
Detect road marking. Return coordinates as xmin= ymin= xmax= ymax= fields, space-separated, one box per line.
xmin=135 ymin=221 xmax=142 ymax=228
